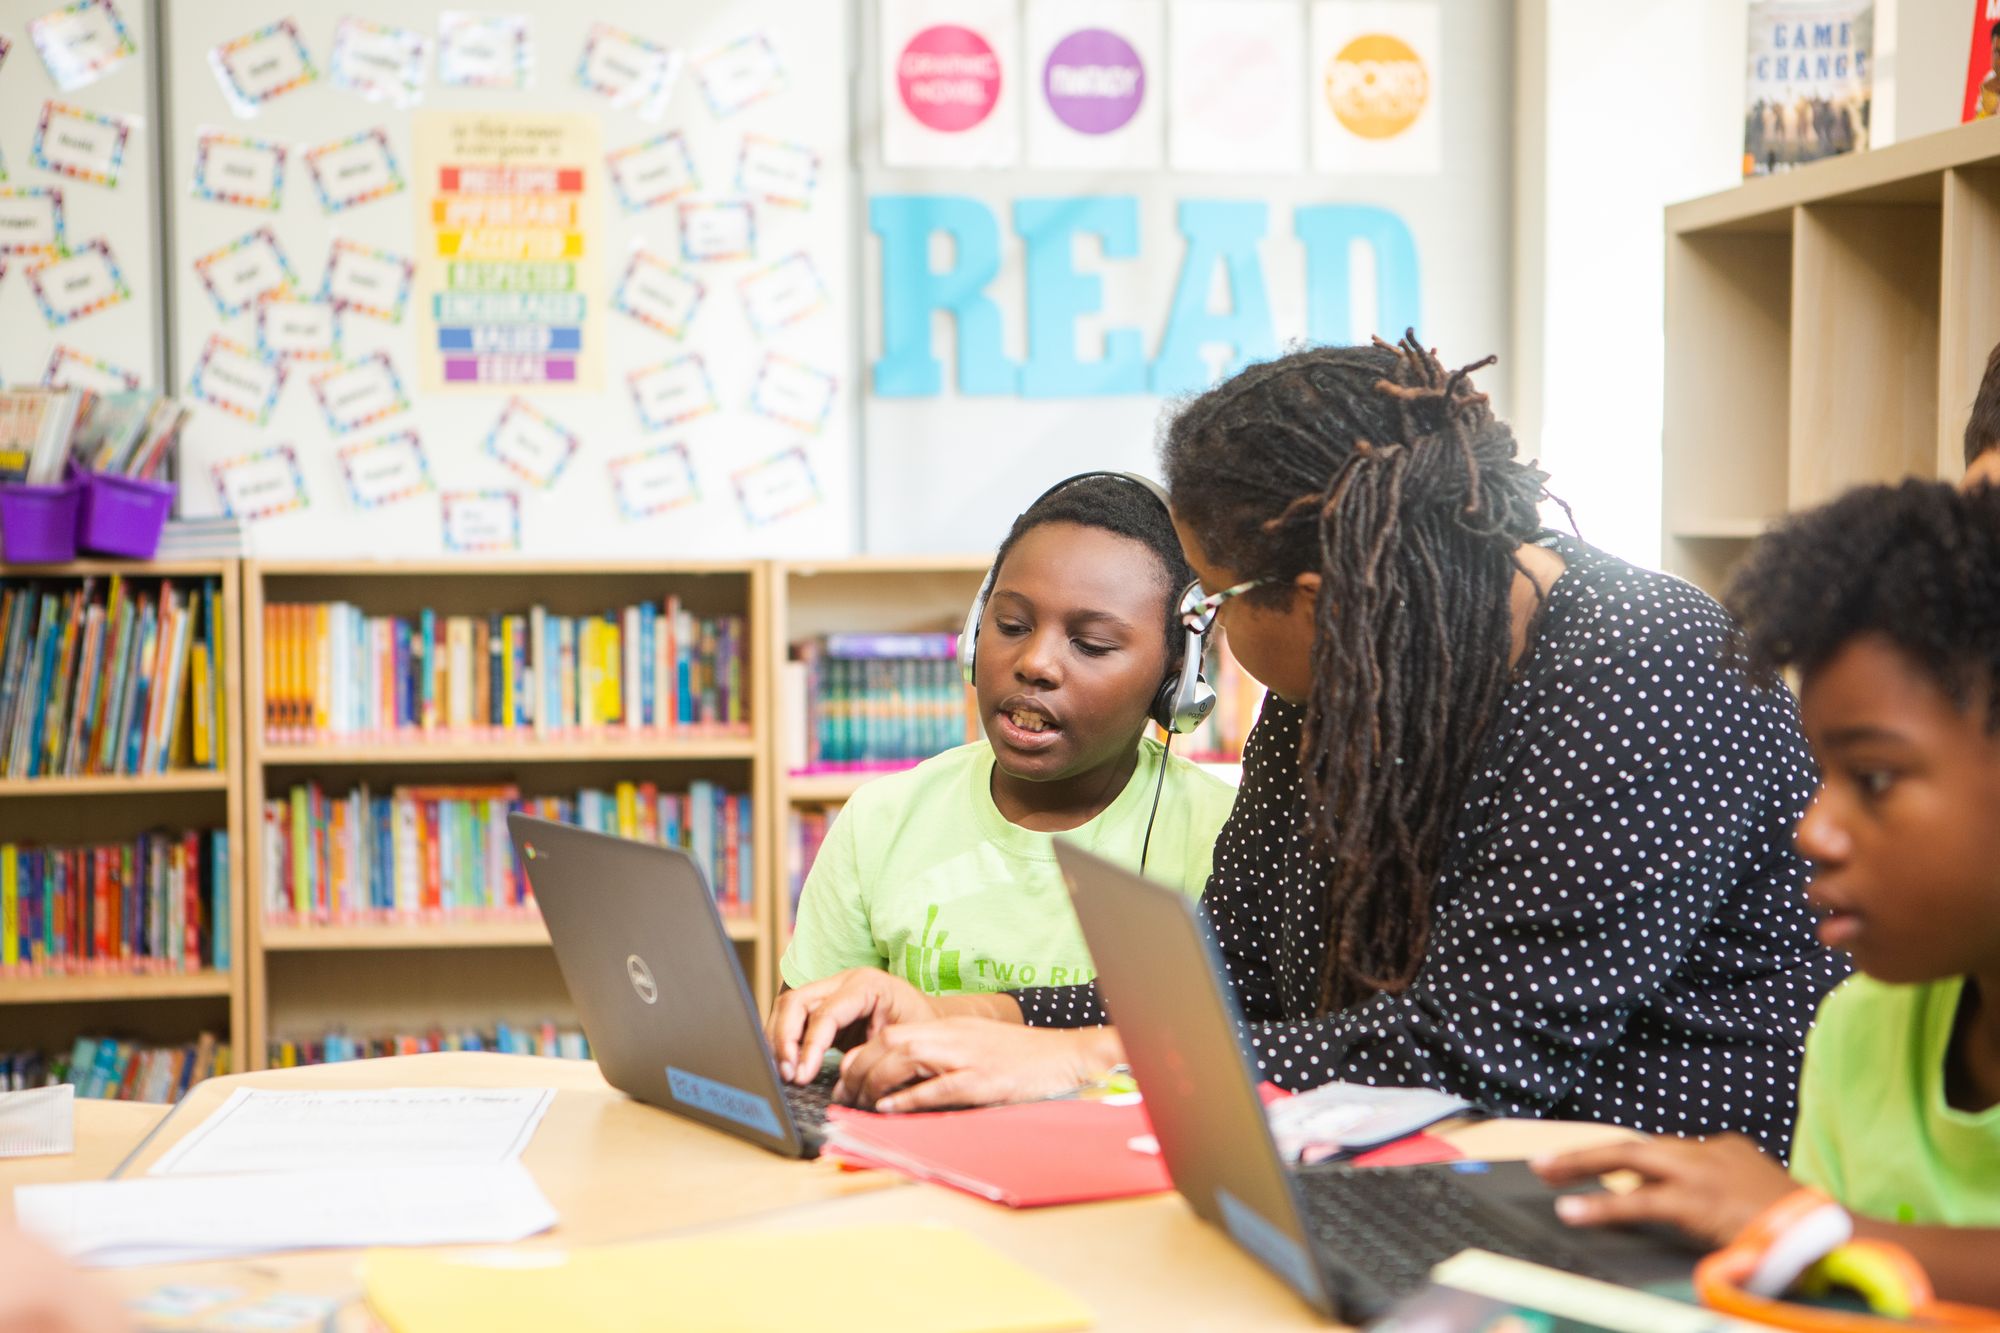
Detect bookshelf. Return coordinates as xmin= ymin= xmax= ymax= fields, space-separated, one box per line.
xmin=0 ymin=558 xmax=247 ymax=1087
xmin=242 ymin=560 xmax=771 ymax=1068
xmin=1664 ymin=118 xmax=2000 ymax=593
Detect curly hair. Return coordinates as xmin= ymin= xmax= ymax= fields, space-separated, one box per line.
xmin=989 ymin=473 xmax=1199 ymax=665
xmin=1725 ymin=480 xmax=2000 ymax=728
xmin=1161 ymin=334 xmax=1553 ymax=1015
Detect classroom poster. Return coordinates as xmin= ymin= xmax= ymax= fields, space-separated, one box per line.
xmin=410 ymin=111 xmax=604 ymax=392
xmin=1309 ymin=2 xmax=1441 ymax=175
xmin=1023 ymin=0 xmax=1164 ymax=170
xmin=1165 ymin=0 xmax=1303 ymax=173
xmin=880 ymin=0 xmax=1020 ymax=169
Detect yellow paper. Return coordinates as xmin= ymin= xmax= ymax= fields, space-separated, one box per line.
xmin=364 ymin=1224 xmax=1092 ymax=1333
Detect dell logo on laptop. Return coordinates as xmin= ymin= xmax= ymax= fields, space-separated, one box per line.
xmin=626 ymin=954 xmax=658 ymax=1005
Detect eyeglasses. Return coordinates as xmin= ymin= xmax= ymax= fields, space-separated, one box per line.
xmin=1179 ymin=579 xmax=1268 ymax=634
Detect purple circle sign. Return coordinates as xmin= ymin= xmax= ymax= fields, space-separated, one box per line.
xmin=1043 ymin=28 xmax=1144 ymax=135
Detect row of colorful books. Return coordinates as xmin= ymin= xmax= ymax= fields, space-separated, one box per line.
xmin=0 ymin=576 xmax=227 ymax=778
xmin=269 ymin=1023 xmax=589 ymax=1068
xmin=784 ymin=632 xmax=976 ymax=772
xmin=0 ymin=1032 xmax=231 ymax=1103
xmin=260 ymin=599 xmax=749 ymax=743
xmin=1 ymin=830 xmax=230 ymax=975
xmin=0 ymin=387 xmax=185 ymax=486
xmin=786 ymin=803 xmax=845 ymax=917
xmin=261 ymin=781 xmax=755 ymax=924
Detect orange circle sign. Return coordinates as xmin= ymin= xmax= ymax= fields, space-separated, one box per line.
xmin=1325 ymin=33 xmax=1429 ymax=140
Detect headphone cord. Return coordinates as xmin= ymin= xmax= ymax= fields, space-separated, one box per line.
xmin=1139 ymin=730 xmax=1172 ymax=877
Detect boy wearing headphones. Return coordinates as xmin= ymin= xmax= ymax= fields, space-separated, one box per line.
xmin=770 ymin=474 xmax=1235 ymax=1070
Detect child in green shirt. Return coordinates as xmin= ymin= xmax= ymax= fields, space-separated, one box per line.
xmin=773 ymin=474 xmax=1236 ymax=1049
xmin=1536 ymin=480 xmax=2000 ymax=1307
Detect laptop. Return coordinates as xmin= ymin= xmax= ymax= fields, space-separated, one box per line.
xmin=508 ymin=813 xmax=838 ymax=1159
xmin=1054 ymin=840 xmax=1699 ymax=1324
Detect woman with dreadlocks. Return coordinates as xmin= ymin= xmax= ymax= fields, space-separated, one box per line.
xmin=777 ymin=337 xmax=1844 ymax=1154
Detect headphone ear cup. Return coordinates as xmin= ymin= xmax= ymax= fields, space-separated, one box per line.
xmin=958 ymin=573 xmax=992 ymax=689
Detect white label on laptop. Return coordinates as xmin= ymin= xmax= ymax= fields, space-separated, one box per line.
xmin=1216 ymin=1187 xmax=1325 ymax=1308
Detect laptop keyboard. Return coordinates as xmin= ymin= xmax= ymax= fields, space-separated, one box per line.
xmin=781 ymin=1072 xmax=839 ymax=1131
xmin=1295 ymin=1165 xmax=1606 ymax=1297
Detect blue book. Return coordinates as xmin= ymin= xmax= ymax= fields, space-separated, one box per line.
xmin=639 ymin=603 xmax=657 ymax=729
xmin=419 ymin=609 xmax=437 ymax=729
xmin=120 ymin=601 xmax=157 ymax=776
xmin=211 ymin=830 xmax=231 ymax=970
xmin=737 ymin=797 xmax=754 ymax=908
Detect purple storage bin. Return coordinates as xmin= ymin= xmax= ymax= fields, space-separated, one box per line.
xmin=77 ymin=469 xmax=174 ymax=560
xmin=0 ymin=475 xmax=82 ymax=564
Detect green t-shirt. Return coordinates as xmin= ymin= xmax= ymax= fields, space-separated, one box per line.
xmin=1790 ymin=974 xmax=2000 ymax=1226
xmin=781 ymin=738 xmax=1235 ymax=996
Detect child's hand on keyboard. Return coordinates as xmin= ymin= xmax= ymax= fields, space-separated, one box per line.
xmin=1530 ymin=1133 xmax=1796 ymax=1248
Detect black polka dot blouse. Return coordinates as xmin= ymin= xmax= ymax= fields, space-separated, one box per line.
xmin=1018 ymin=534 xmax=1848 ymax=1156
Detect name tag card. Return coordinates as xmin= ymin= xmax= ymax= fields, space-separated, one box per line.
xmin=628 ymin=355 xmax=717 ymax=430
xmin=44 ymin=345 xmax=139 ymax=393
xmin=338 ymin=430 xmax=433 ymax=508
xmin=0 ymin=188 xmax=66 ymax=256
xmin=612 ymin=251 xmax=702 ymax=338
xmin=189 ymin=336 xmax=283 ymax=425
xmin=256 ymin=296 xmax=340 ymax=364
xmin=321 ymin=239 xmax=414 ymax=323
xmin=441 ymin=490 xmax=520 ymax=552
xmin=576 ymin=23 xmax=678 ymax=115
xmin=439 ymin=12 xmax=529 ymax=89
xmin=732 ymin=446 xmax=821 ymax=527
xmin=304 ymin=129 xmax=404 ymax=212
xmin=329 ymin=18 xmax=427 ymax=106
xmin=28 ymin=0 xmax=136 ymax=91
xmin=28 ymin=239 xmax=129 ymax=325
xmin=606 ymin=131 xmax=698 ymax=213
xmin=678 ymin=201 xmax=755 ymax=263
xmin=212 ymin=445 xmax=308 ymax=521
xmin=691 ymin=34 xmax=785 ymax=117
xmin=483 ymin=399 xmax=578 ymax=490
xmin=210 ymin=19 xmax=318 ymax=116
xmin=310 ymin=353 xmax=409 ymax=434
xmin=748 ymin=354 xmax=838 ymax=434
xmin=737 ymin=252 xmax=827 ymax=336
xmin=193 ymin=227 xmax=296 ymax=317
xmin=32 ymin=101 xmax=130 ymax=187
xmin=736 ymin=135 xmax=818 ymax=209
xmin=192 ymin=133 xmax=286 ymax=210
xmin=609 ymin=443 xmax=699 ymax=519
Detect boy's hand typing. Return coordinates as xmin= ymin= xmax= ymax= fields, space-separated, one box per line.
xmin=1531 ymin=1134 xmax=1798 ymax=1249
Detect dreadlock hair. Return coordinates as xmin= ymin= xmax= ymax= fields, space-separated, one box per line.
xmin=1725 ymin=480 xmax=2000 ymax=729
xmin=1963 ymin=338 xmax=2000 ymax=468
xmin=1161 ymin=334 xmax=1551 ymax=1016
xmin=989 ymin=473 xmax=1200 ymax=667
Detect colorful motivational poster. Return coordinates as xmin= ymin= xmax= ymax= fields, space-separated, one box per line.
xmin=212 ymin=445 xmax=308 ymax=521
xmin=748 ymin=353 xmax=837 ymax=434
xmin=608 ymin=442 xmax=698 ymax=520
xmin=28 ymin=0 xmax=136 ymax=91
xmin=482 ymin=397 xmax=578 ymax=489
xmin=412 ymin=111 xmax=604 ymax=390
xmin=1024 ymin=0 xmax=1163 ymax=169
xmin=321 ymin=239 xmax=414 ymax=322
xmin=192 ymin=132 xmax=286 ymax=209
xmin=605 ymin=131 xmax=697 ymax=212
xmin=612 ymin=249 xmax=702 ymax=338
xmin=255 ymin=296 xmax=340 ymax=364
xmin=305 ymin=129 xmax=406 ymax=212
xmin=1309 ymin=2 xmax=1441 ymax=175
xmin=27 ymin=239 xmax=128 ymax=325
xmin=627 ymin=354 xmax=717 ymax=430
xmin=44 ymin=344 xmax=139 ymax=393
xmin=188 ymin=335 xmax=284 ymax=425
xmin=439 ymin=12 xmax=530 ymax=89
xmin=192 ymin=226 xmax=296 ymax=317
xmin=732 ymin=446 xmax=821 ymax=527
xmin=0 ymin=187 xmax=65 ymax=256
xmin=1166 ymin=0 xmax=1303 ymax=173
xmin=338 ymin=430 xmax=433 ymax=508
xmin=32 ymin=101 xmax=130 ymax=186
xmin=209 ymin=19 xmax=319 ymax=117
xmin=881 ymin=0 xmax=1019 ymax=168
xmin=330 ymin=18 xmax=428 ymax=107
xmin=310 ymin=353 xmax=410 ymax=434
xmin=441 ymin=489 xmax=521 ymax=552
xmin=737 ymin=252 xmax=827 ymax=336
xmin=690 ymin=33 xmax=786 ymax=117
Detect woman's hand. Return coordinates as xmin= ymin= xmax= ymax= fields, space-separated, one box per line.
xmin=1531 ymin=1133 xmax=1799 ymax=1250
xmin=764 ymin=969 xmax=943 ymax=1084
xmin=833 ymin=1018 xmax=1122 ymax=1112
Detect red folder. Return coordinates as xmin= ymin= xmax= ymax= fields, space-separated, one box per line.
xmin=822 ymin=1098 xmax=1172 ymax=1208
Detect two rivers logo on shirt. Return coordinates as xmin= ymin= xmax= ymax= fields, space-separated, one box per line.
xmin=899 ymin=903 xmax=961 ymax=991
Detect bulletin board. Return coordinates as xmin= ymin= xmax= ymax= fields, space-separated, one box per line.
xmin=159 ymin=0 xmax=855 ymax=559
xmin=0 ymin=0 xmax=164 ymax=393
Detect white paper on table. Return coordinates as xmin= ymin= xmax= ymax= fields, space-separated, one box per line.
xmin=16 ymin=1161 xmax=556 ymax=1268
xmin=147 ymin=1086 xmax=555 ymax=1178
xmin=1265 ymin=1081 xmax=1470 ymax=1162
xmin=0 ymin=1084 xmax=75 ymax=1159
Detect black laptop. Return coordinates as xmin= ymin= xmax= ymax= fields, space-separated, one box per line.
xmin=1055 ymin=840 xmax=1699 ymax=1324
xmin=509 ymin=814 xmax=837 ymax=1158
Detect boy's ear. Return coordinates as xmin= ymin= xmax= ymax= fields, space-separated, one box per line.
xmin=1962 ymin=448 xmax=2000 ymax=493
xmin=1293 ymin=571 xmax=1322 ymax=599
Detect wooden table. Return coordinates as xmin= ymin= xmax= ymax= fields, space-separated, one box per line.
xmin=0 ymin=1053 xmax=1640 ymax=1331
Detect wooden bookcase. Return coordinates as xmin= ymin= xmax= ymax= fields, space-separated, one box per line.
xmin=765 ymin=556 xmax=991 ymax=954
xmin=242 ymin=560 xmax=770 ymax=1068
xmin=1664 ymin=118 xmax=2000 ymax=593
xmin=0 ymin=559 xmax=248 ymax=1075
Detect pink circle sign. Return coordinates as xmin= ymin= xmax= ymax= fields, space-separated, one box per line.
xmin=897 ymin=24 xmax=1001 ymax=132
